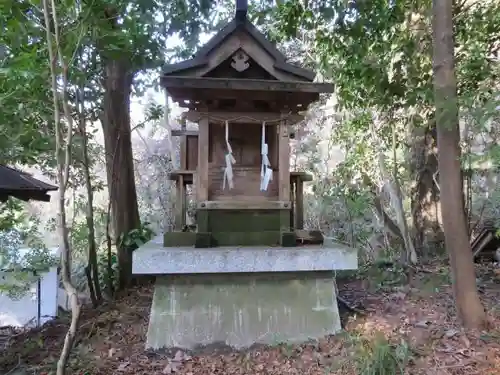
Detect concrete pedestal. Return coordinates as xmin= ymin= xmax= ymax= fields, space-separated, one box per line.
xmin=132 ymin=235 xmax=357 ymax=350
xmin=147 ymin=272 xmax=340 ymax=350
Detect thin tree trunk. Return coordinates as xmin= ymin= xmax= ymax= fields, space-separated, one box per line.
xmin=370 ymin=117 xmax=418 ymax=264
xmin=42 ymin=0 xmax=81 ymax=373
xmin=431 ymin=0 xmax=486 ymax=329
xmin=77 ymin=86 xmax=102 ymax=304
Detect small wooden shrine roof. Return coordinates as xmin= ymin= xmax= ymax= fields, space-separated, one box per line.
xmin=0 ymin=165 xmax=57 ymax=202
xmin=162 ymin=18 xmax=315 ymax=82
xmin=160 ymin=0 xmax=333 ymax=110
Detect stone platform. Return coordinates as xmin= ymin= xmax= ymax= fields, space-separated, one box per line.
xmin=132 ymin=235 xmax=357 ymax=350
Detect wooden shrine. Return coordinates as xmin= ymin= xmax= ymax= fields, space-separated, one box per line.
xmin=132 ymin=0 xmax=357 ymax=351
xmin=163 ymin=2 xmax=332 ymax=248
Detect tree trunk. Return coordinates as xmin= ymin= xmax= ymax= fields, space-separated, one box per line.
xmin=431 ymin=0 xmax=486 ymax=329
xmin=101 ymin=58 xmax=141 ymax=290
xmin=410 ymin=123 xmax=442 ymax=255
xmin=42 ymin=0 xmax=81 ymax=372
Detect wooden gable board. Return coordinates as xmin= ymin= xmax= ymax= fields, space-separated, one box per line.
xmin=162 ymin=19 xmax=315 ymax=82
xmin=196 ymin=31 xmax=295 ymax=81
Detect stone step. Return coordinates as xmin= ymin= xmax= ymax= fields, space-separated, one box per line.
xmin=132 ymin=236 xmax=358 ymax=275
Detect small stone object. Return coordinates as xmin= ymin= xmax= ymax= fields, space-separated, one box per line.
xmin=163 ymin=350 xmax=192 ymax=374
xmin=117 ymin=361 xmax=130 ymax=371
xmin=415 ymin=320 xmax=431 ymax=328
xmin=444 ymin=329 xmax=459 ymax=338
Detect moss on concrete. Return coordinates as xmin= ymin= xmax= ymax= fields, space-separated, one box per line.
xmin=147 ymin=272 xmax=341 ymax=349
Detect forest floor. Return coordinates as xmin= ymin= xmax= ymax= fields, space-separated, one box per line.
xmin=2 ymin=260 xmax=500 ymax=375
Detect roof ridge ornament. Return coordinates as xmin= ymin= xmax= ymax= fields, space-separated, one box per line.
xmin=235 ymin=0 xmax=248 ymax=22
xmin=231 ymin=51 xmax=250 ymax=72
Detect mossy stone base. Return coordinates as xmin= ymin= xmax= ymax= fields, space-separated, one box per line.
xmin=195 ymin=232 xmax=214 ymax=248
xmin=212 ymin=231 xmax=281 ymax=246
xmin=194 ymin=208 xmax=292 ymax=247
xmin=281 ymin=232 xmax=297 ymax=247
xmin=163 ymin=231 xmax=196 ymax=247
xmin=196 ymin=209 xmax=291 ymax=233
xmin=164 ymin=210 xmax=296 ymax=248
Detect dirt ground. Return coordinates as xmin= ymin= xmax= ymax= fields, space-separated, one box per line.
xmin=1 ymin=261 xmax=500 ymax=375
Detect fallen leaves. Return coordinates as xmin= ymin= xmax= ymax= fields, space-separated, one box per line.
xmin=2 ymin=263 xmax=500 ymax=375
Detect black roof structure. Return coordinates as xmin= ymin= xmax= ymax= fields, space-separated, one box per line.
xmin=0 ymin=165 xmax=57 ymax=202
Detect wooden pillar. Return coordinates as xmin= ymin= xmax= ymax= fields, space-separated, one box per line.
xmin=196 ymin=112 xmax=209 ymax=202
xmin=179 ymin=118 xmax=187 ymax=169
xmin=290 ymin=179 xmax=296 ymax=229
xmin=175 ymin=118 xmax=187 ymax=229
xmin=295 ymin=179 xmax=304 ymax=229
xmin=278 ymin=115 xmax=290 ymax=201
xmin=175 ymin=179 xmax=186 ymax=229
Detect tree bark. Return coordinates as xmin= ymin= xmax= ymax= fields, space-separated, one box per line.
xmin=410 ymin=123 xmax=443 ymax=255
xmin=431 ymin=0 xmax=486 ymax=329
xmin=101 ymin=58 xmax=141 ymax=290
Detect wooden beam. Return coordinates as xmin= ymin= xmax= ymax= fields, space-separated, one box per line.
xmin=168 ymin=88 xmax=319 ymax=110
xmin=197 ymin=200 xmax=291 ymax=210
xmin=172 ymin=129 xmax=199 ymax=136
xmin=278 ymin=115 xmax=290 ymax=201
xmin=162 ymin=76 xmax=334 ymax=93
xmin=168 ymin=170 xmax=194 ymax=182
xmin=196 ymin=112 xmax=209 ymax=201
xmin=182 ymin=111 xmax=304 ymax=124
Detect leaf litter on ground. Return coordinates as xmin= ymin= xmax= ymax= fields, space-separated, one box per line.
xmin=1 ymin=261 xmax=500 ymax=375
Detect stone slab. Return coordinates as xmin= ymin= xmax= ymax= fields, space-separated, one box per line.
xmin=132 ymin=235 xmax=358 ymax=275
xmin=146 ymin=272 xmax=341 ymax=350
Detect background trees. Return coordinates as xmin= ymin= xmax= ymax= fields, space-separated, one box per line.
xmin=1 ymin=0 xmax=499 ymax=372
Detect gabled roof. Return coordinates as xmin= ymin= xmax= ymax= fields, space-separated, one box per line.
xmin=162 ymin=18 xmax=316 ymax=82
xmin=0 ymin=165 xmax=57 ymax=202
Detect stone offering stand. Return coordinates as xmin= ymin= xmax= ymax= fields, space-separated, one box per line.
xmin=132 ymin=0 xmax=358 ymax=350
